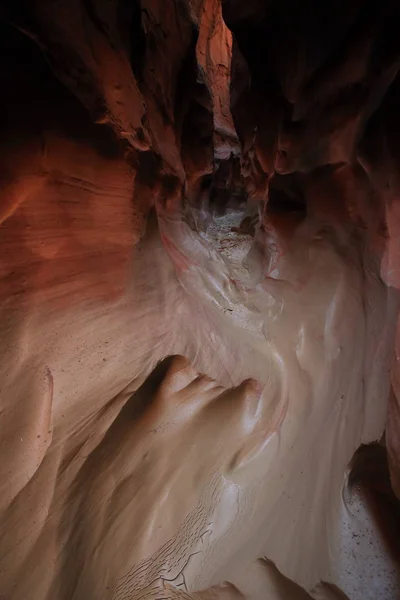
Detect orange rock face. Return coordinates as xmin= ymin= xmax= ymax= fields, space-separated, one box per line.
xmin=1 ymin=1 xmax=400 ymax=599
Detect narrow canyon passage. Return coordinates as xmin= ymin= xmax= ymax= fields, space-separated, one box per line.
xmin=1 ymin=1 xmax=400 ymax=599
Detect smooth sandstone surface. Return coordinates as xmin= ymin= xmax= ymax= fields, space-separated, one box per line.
xmin=1 ymin=1 xmax=400 ymax=599
xmin=0 ymin=201 xmax=398 ymax=599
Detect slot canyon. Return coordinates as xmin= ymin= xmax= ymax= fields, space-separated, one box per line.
xmin=2 ymin=0 xmax=400 ymax=598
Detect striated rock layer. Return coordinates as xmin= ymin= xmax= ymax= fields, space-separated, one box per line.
xmin=1 ymin=1 xmax=400 ymax=599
